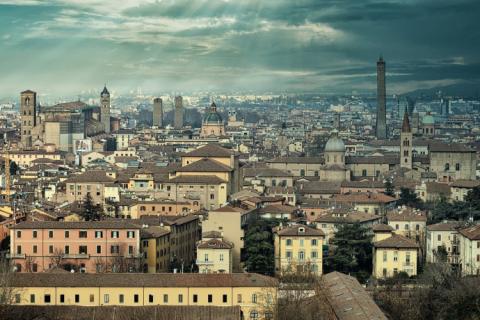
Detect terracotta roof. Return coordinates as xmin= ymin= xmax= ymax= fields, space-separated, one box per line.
xmin=258 ymin=204 xmax=296 ymax=214
xmin=185 ymin=144 xmax=236 ymax=157
xmin=243 ymin=167 xmax=293 ymax=177
xmin=12 ymin=220 xmax=140 ymax=230
xmin=424 ymin=182 xmax=451 ymax=195
xmin=210 ymin=205 xmax=246 ymax=213
xmin=141 ymin=226 xmax=171 ymax=239
xmin=202 ymin=230 xmax=223 ymax=239
xmin=372 ymin=224 xmax=394 ymax=232
xmin=267 ymin=157 xmax=322 ymax=164
xmin=427 ymin=221 xmax=464 ymax=232
xmin=458 ymin=225 xmax=480 ymax=240
xmin=198 ymin=238 xmax=233 ymax=249
xmin=429 ymin=141 xmax=474 ymax=153
xmin=315 ymin=212 xmax=381 ymax=224
xmin=341 ymin=180 xmax=385 ymax=188
xmin=176 ymin=158 xmax=233 ymax=172
xmin=387 ymin=207 xmax=427 ymax=222
xmin=374 ymin=234 xmax=419 ymax=249
xmin=333 ymin=193 xmax=396 ymax=204
xmin=346 ymin=156 xmax=398 ymax=165
xmin=450 ymin=180 xmax=480 ymax=188
xmin=275 ymin=224 xmax=325 ymax=237
xmin=168 ymin=175 xmax=226 ymax=184
xmin=297 ymin=181 xmax=342 ymax=194
xmin=323 ymin=271 xmax=387 ymax=320
xmin=64 ymin=171 xmax=115 ymax=184
xmin=11 ymin=273 xmax=277 ymax=288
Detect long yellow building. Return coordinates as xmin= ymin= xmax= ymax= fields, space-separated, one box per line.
xmin=10 ymin=273 xmax=277 ymax=319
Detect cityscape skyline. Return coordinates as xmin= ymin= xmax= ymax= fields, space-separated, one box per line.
xmin=1 ymin=0 xmax=479 ymax=96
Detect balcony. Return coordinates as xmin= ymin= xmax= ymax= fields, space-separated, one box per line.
xmin=6 ymin=253 xmax=25 ymax=259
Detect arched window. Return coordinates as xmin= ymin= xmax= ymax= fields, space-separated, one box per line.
xmin=250 ymin=310 xmax=259 ymax=319
xmin=444 ymin=163 xmax=450 ymax=171
xmin=25 ymin=97 xmax=30 ymax=106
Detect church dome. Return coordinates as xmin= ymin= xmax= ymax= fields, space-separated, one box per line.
xmin=203 ymin=102 xmax=223 ymax=124
xmin=422 ymin=114 xmax=435 ymax=125
xmin=325 ymin=130 xmax=345 ymax=152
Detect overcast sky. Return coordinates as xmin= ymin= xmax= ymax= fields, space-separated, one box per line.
xmin=0 ymin=0 xmax=479 ymax=96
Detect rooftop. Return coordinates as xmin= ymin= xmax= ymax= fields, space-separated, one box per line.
xmin=374 ymin=234 xmax=420 ymax=249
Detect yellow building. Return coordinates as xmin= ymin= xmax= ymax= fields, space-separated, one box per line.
xmin=274 ymin=224 xmax=325 ymax=276
xmin=11 ymin=273 xmax=278 ymax=319
xmin=141 ymin=226 xmax=171 ymax=273
xmin=458 ymin=225 xmax=480 ymax=276
xmin=372 ymin=227 xmax=419 ymax=278
xmin=386 ymin=206 xmax=427 ymax=244
xmin=196 ymin=232 xmax=233 ymax=274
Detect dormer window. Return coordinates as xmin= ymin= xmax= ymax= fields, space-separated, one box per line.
xmin=298 ymin=227 xmax=305 ymax=233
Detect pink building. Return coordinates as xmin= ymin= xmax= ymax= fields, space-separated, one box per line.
xmin=10 ymin=221 xmax=141 ymax=273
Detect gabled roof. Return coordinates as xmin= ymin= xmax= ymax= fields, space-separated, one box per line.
xmin=275 ymin=224 xmax=324 ymax=237
xmin=323 ymin=271 xmax=387 ymax=320
xmin=459 ymin=225 xmax=480 ymax=240
xmin=374 ymin=234 xmax=419 ymax=249
xmin=427 ymin=221 xmax=464 ymax=232
xmin=168 ymin=175 xmax=226 ymax=184
xmin=176 ymin=158 xmax=233 ymax=172
xmin=372 ymin=224 xmax=394 ymax=232
xmin=198 ymin=238 xmax=233 ymax=249
xmin=185 ymin=144 xmax=235 ymax=157
xmin=64 ymin=170 xmax=115 ymax=184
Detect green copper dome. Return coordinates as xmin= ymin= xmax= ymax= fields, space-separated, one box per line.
xmin=423 ymin=114 xmax=435 ymax=125
xmin=203 ymin=102 xmax=223 ymax=124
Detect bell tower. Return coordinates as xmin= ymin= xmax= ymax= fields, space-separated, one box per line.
xmin=400 ymin=111 xmax=412 ymax=169
xmin=100 ymin=85 xmax=110 ymax=133
xmin=20 ymin=90 xmax=37 ymax=148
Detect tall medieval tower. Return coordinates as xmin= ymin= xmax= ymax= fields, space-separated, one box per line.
xmin=376 ymin=56 xmax=387 ymax=139
xmin=20 ymin=90 xmax=37 ymax=148
xmin=153 ymin=97 xmax=163 ymax=127
xmin=174 ymin=95 xmax=184 ymax=129
xmin=100 ymin=86 xmax=110 ymax=133
xmin=400 ymin=111 xmax=413 ymax=169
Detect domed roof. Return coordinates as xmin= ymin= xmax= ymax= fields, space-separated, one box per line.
xmin=325 ymin=130 xmax=345 ymax=153
xmin=422 ymin=113 xmax=435 ymax=125
xmin=203 ymin=102 xmax=223 ymax=124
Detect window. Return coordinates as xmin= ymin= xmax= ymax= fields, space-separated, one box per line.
xmin=252 ymin=294 xmax=257 ymax=303
xmin=208 ymin=294 xmax=213 ymax=303
xmin=97 ymin=246 xmax=102 ymax=254
xmin=383 ymin=251 xmax=388 ymax=262
xmin=32 ymin=263 xmax=38 ymax=272
xmin=16 ymin=245 xmax=22 ymax=255
xmin=250 ymin=310 xmax=259 ymax=319
xmin=406 ymin=252 xmax=411 ymax=265
xmin=455 ymin=163 xmax=460 ymax=171
xmin=104 ymin=294 xmax=109 ymax=304
xmin=210 ymin=194 xmax=215 ymax=200
xmin=178 ymin=294 xmax=183 ymax=303
xmin=405 ymin=224 xmax=409 ymax=230
xmin=286 ymin=239 xmax=292 ymax=246
xmin=149 ymin=294 xmax=154 ymax=303
xmin=16 ymin=231 xmax=21 ymax=238
xmin=286 ymin=251 xmax=292 ymax=260
xmin=15 ymin=294 xmax=20 ymax=303
xmin=220 ymin=253 xmax=224 ymax=261
xmin=393 ymin=251 xmax=398 ymax=262
xmin=237 ymin=294 xmax=242 ymax=303
xmin=33 ymin=230 xmax=37 ymax=238
xmin=65 ymin=246 xmax=70 ymax=254
xmin=204 ymin=254 xmax=209 ymax=262
xmin=111 ymin=245 xmax=120 ymax=254
xmin=299 ymin=239 xmax=304 ymax=246
xmin=75 ymin=294 xmax=80 ymax=303
xmin=46 ymin=294 xmax=52 ymax=303
xmin=65 ymin=231 xmax=70 ymax=238
xmin=298 ymin=251 xmax=305 ymax=261
xmin=119 ymin=294 xmax=124 ymax=303
xmin=300 ymin=169 xmax=305 ymax=177
xmin=30 ymin=294 xmax=35 ymax=303
xmin=193 ymin=294 xmax=198 ymax=303
xmin=79 ymin=231 xmax=87 ymax=238
xmin=311 ymin=239 xmax=318 ymax=246
xmin=362 ymin=169 xmax=367 ymax=177
xmin=95 ymin=231 xmax=103 ymax=238
xmin=49 ymin=245 xmax=54 ymax=254
xmin=438 ymin=234 xmax=441 ymax=241
xmin=311 ymin=251 xmax=318 ymax=259
xmin=444 ymin=163 xmax=450 ymax=171
xmin=163 ymin=294 xmax=168 ymax=303
xmin=127 ymin=231 xmax=135 ymax=238
xmin=48 ymin=230 xmax=53 ymax=238
xmin=111 ymin=231 xmax=119 ymax=238
xmin=79 ymin=246 xmax=88 ymax=254
xmin=33 ymin=245 xmax=37 ymax=254
xmin=134 ymin=294 xmax=139 ymax=303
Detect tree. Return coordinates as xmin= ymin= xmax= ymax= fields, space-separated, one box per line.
xmin=384 ymin=179 xmax=395 ymax=197
xmin=49 ymin=248 xmax=65 ymax=270
xmin=244 ymin=219 xmax=280 ymax=275
xmin=397 ymin=187 xmax=423 ymax=209
xmin=325 ymin=222 xmax=373 ymax=283
xmin=0 ymin=256 xmax=17 ymax=315
xmin=9 ymin=161 xmax=18 ymax=176
xmin=82 ymin=193 xmax=102 ymax=221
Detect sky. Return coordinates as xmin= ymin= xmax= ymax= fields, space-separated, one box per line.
xmin=0 ymin=0 xmax=479 ymax=96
